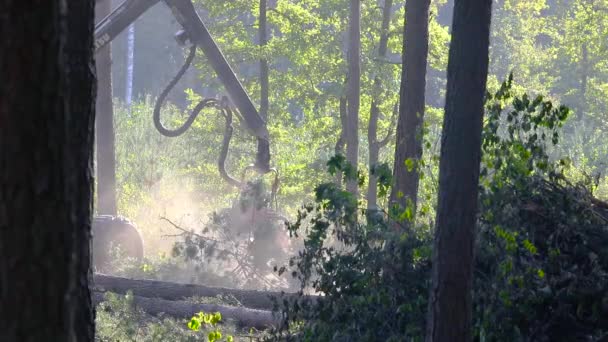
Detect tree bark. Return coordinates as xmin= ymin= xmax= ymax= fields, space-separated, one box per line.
xmin=367 ymin=0 xmax=393 ymax=212
xmin=259 ymin=0 xmax=269 ymax=122
xmin=346 ymin=0 xmax=361 ymax=196
xmin=389 ymin=0 xmax=431 ymax=225
xmin=425 ymin=1 xmax=492 ymax=341
xmin=335 ymin=97 xmax=348 ymax=187
xmin=92 ymin=292 xmax=277 ymax=330
xmin=0 ymin=1 xmax=96 ymax=340
xmin=66 ymin=2 xmax=98 ymax=339
xmin=580 ymin=42 xmax=588 ymax=118
xmin=367 ymin=103 xmax=381 ymax=208
xmin=92 ymin=274 xmax=316 ymax=311
xmin=95 ymin=0 xmax=118 ymax=215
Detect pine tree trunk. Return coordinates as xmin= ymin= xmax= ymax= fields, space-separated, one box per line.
xmin=346 ymin=0 xmax=361 ymax=196
xmin=389 ymin=0 xmax=431 ymax=224
xmin=367 ymin=0 xmax=393 ymax=212
xmin=95 ymin=0 xmax=118 ymax=215
xmin=425 ymin=0 xmax=492 ymax=341
xmin=0 ymin=1 xmax=96 ymax=341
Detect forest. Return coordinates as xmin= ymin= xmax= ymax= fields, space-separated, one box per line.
xmin=1 ymin=0 xmax=608 ymax=341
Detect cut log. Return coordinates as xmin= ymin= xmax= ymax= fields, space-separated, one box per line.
xmin=92 ymin=291 xmax=277 ymax=330
xmin=92 ymin=274 xmax=317 ymax=311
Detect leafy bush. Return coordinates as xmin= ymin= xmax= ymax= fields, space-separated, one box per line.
xmin=269 ymin=157 xmax=431 ymax=342
xmin=268 ymin=75 xmax=608 ymax=341
xmin=474 ymin=74 xmax=608 ymax=341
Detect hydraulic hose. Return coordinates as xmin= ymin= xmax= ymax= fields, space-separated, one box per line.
xmin=153 ymin=44 xmax=215 ymax=137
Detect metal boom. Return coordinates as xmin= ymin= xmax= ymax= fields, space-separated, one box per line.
xmin=94 ymin=0 xmax=270 ymax=171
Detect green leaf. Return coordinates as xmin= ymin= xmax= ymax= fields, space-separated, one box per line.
xmin=537 ymin=269 xmax=545 ymax=279
xmin=523 ymin=239 xmax=537 ymax=255
xmin=188 ymin=318 xmax=201 ymax=331
xmin=405 ymin=158 xmax=415 ymax=172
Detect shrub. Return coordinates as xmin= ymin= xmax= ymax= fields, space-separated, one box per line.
xmin=268 ymin=75 xmax=608 ymax=341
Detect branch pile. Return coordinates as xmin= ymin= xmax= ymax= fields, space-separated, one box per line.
xmin=476 ymin=175 xmax=608 ymax=340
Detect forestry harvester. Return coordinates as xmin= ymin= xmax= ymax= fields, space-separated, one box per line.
xmin=92 ymin=0 xmax=276 ymax=271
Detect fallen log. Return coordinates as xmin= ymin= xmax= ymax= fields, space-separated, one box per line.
xmin=93 ymin=291 xmax=278 ymax=330
xmin=92 ymin=274 xmax=317 ymax=311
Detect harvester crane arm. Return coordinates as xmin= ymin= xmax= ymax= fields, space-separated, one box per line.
xmin=94 ymin=0 xmax=271 ymax=173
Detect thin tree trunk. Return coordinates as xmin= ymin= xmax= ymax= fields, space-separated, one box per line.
xmin=425 ymin=0 xmax=492 ymax=341
xmin=346 ymin=0 xmax=361 ymax=196
xmin=95 ymin=0 xmax=118 ymax=215
xmin=259 ymin=0 xmax=269 ymax=122
xmin=580 ymin=42 xmax=588 ymax=118
xmin=0 ymin=1 xmax=96 ymax=340
xmin=335 ymin=97 xmax=348 ymax=187
xmin=389 ymin=0 xmax=431 ymax=225
xmin=367 ymin=0 xmax=393 ymax=212
xmin=367 ymin=102 xmax=381 ymax=208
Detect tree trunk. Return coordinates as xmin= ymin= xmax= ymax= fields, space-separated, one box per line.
xmin=580 ymin=42 xmax=588 ymax=118
xmin=259 ymin=0 xmax=269 ymax=122
xmin=367 ymin=102 xmax=381 ymax=209
xmin=95 ymin=0 xmax=118 ymax=215
xmin=425 ymin=1 xmax=492 ymax=341
xmin=92 ymin=274 xmax=316 ymax=311
xmin=389 ymin=0 xmax=431 ymax=225
xmin=367 ymin=0 xmax=393 ymax=212
xmin=335 ymin=97 xmax=347 ymax=186
xmin=92 ymin=292 xmax=277 ymax=330
xmin=346 ymin=0 xmax=361 ymax=196
xmin=66 ymin=2 xmax=98 ymax=339
xmin=0 ymin=1 xmax=96 ymax=340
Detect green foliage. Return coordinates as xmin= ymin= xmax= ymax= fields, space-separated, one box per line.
xmin=103 ymin=0 xmax=608 ymax=339
xmin=480 ymin=72 xmax=571 ymax=187
xmin=370 ymin=162 xmax=392 ymax=199
xmin=489 ymin=0 xmax=608 ymax=183
xmin=185 ymin=0 xmax=451 ymax=208
xmin=96 ymin=291 xmax=244 ymax=341
xmin=269 ymin=159 xmax=431 ymax=342
xmin=326 ymin=154 xmax=365 ymax=188
xmin=187 ymin=311 xmax=234 ymax=342
xmin=474 ymin=77 xmax=608 ymax=341
xmin=267 ymin=76 xmax=608 ymax=341
xmin=95 ymin=291 xmax=198 ymax=341
xmin=110 ymin=0 xmax=608 ymax=227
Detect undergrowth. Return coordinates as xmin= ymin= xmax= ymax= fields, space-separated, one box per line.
xmin=97 ymin=75 xmax=608 ymax=341
xmin=95 ymin=291 xmax=261 ymax=342
xmin=267 ymin=75 xmax=608 ymax=341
